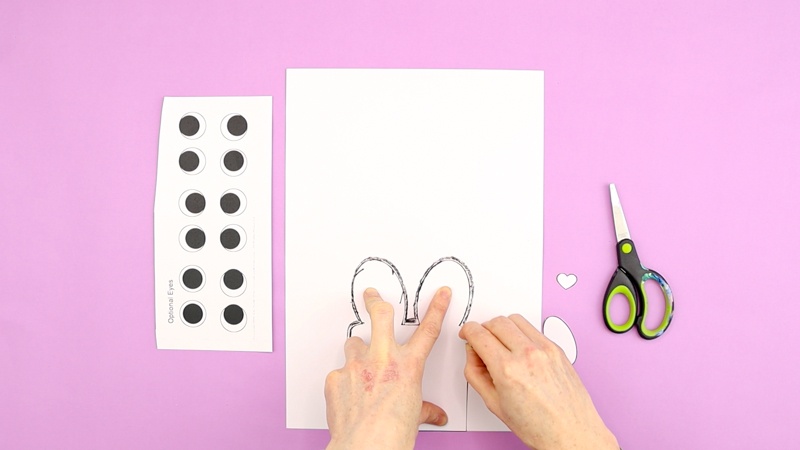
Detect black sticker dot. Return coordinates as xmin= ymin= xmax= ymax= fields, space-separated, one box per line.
xmin=223 ymin=151 xmax=245 ymax=172
xmin=179 ymin=151 xmax=200 ymax=172
xmin=220 ymin=228 xmax=241 ymax=250
xmin=220 ymin=193 xmax=241 ymax=214
xmin=185 ymin=228 xmax=205 ymax=250
xmin=185 ymin=193 xmax=206 ymax=214
xmin=179 ymin=115 xmax=200 ymax=137
xmin=223 ymin=269 xmax=244 ymax=290
xmin=223 ymin=304 xmax=244 ymax=325
xmin=182 ymin=268 xmax=203 ymax=290
xmin=227 ymin=115 xmax=247 ymax=136
xmin=182 ymin=303 xmax=203 ymax=325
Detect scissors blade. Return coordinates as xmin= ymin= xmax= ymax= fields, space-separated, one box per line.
xmin=609 ymin=183 xmax=631 ymax=242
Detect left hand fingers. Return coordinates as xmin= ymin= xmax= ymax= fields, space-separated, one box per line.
xmin=419 ymin=400 xmax=448 ymax=426
xmin=344 ymin=336 xmax=367 ymax=360
xmin=408 ymin=286 xmax=452 ymax=357
xmin=363 ymin=288 xmax=397 ymax=351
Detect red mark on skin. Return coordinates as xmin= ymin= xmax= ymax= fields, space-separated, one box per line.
xmin=361 ymin=369 xmax=374 ymax=392
xmin=381 ymin=361 xmax=399 ymax=383
xmin=360 ymin=362 xmax=400 ymax=393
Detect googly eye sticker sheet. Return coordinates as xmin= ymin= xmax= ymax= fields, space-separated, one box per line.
xmin=155 ymin=96 xmax=272 ymax=352
xmin=285 ymin=69 xmax=544 ymax=431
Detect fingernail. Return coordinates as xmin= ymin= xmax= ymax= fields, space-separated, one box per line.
xmin=439 ymin=287 xmax=451 ymax=300
xmin=364 ymin=287 xmax=379 ymax=297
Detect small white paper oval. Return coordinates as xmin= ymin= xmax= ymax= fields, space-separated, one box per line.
xmin=543 ymin=316 xmax=577 ymax=364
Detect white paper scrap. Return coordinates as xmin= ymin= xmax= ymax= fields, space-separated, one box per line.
xmin=285 ymin=69 xmax=543 ymax=430
xmin=155 ymin=96 xmax=273 ymax=352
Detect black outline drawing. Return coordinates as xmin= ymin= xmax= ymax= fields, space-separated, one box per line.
xmin=347 ymin=256 xmax=474 ymax=337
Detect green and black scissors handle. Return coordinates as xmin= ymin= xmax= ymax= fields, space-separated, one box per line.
xmin=603 ymin=184 xmax=675 ymax=340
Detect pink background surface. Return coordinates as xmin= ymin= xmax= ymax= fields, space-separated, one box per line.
xmin=2 ymin=1 xmax=799 ymax=448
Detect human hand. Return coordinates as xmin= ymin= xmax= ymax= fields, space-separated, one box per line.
xmin=325 ymin=286 xmax=452 ymax=450
xmin=459 ymin=315 xmax=619 ymax=450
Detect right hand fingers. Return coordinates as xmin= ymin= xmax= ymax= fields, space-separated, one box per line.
xmin=482 ymin=316 xmax=537 ymax=352
xmin=508 ymin=314 xmax=553 ymax=348
xmin=459 ymin=321 xmax=508 ymax=371
xmin=363 ymin=288 xmax=396 ymax=351
xmin=463 ymin=342 xmax=500 ymax=413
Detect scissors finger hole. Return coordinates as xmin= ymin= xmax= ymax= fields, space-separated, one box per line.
xmin=607 ymin=291 xmax=636 ymax=330
xmin=642 ymin=278 xmax=669 ymax=331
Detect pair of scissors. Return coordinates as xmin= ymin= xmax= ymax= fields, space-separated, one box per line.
xmin=603 ymin=184 xmax=674 ymax=339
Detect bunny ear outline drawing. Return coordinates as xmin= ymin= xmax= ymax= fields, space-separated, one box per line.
xmin=347 ymin=256 xmax=475 ymax=338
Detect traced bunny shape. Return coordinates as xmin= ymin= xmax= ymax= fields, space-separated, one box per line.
xmin=347 ymin=257 xmax=408 ymax=336
xmin=347 ymin=256 xmax=474 ymax=337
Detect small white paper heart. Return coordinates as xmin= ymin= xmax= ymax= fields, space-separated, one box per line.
xmin=543 ymin=316 xmax=578 ymax=364
xmin=556 ymin=273 xmax=578 ymax=290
